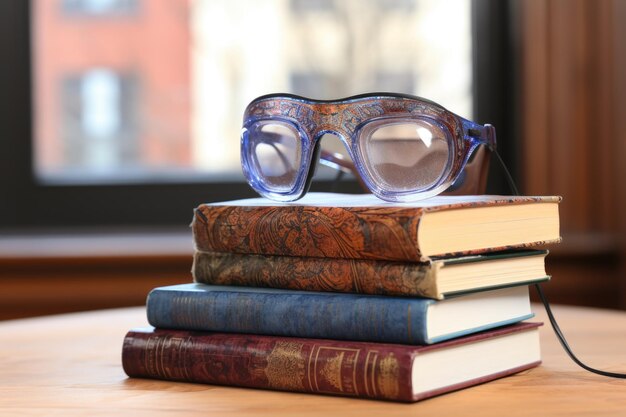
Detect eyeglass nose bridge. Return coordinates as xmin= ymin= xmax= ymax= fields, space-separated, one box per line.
xmin=308 ymin=129 xmax=371 ymax=193
xmin=309 ymin=127 xmax=355 ymax=163
xmin=311 ymin=127 xmax=351 ymax=145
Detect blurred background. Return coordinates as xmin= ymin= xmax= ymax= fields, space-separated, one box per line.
xmin=1 ymin=0 xmax=625 ymax=319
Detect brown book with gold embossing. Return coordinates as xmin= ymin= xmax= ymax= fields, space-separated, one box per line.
xmin=192 ymin=249 xmax=549 ymax=300
xmin=122 ymin=322 xmax=542 ymax=402
xmin=192 ymin=193 xmax=561 ymax=262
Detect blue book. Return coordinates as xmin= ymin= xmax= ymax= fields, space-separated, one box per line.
xmin=146 ymin=284 xmax=533 ymax=345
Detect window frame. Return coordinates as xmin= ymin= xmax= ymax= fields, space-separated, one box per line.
xmin=0 ymin=0 xmax=515 ymax=230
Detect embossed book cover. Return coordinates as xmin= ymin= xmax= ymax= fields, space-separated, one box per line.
xmin=192 ymin=193 xmax=561 ymax=262
xmin=122 ymin=322 xmax=542 ymax=402
xmin=192 ymin=249 xmax=549 ymax=300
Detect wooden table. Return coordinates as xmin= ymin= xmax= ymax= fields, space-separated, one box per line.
xmin=0 ymin=304 xmax=624 ymax=416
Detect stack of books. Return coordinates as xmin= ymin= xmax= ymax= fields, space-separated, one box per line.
xmin=122 ymin=192 xmax=561 ymax=402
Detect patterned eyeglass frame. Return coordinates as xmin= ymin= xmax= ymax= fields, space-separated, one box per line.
xmin=241 ymin=92 xmax=496 ymax=202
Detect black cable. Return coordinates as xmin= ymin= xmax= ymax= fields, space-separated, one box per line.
xmin=330 ymin=170 xmax=345 ymax=192
xmin=534 ymin=283 xmax=626 ymax=378
xmin=493 ymin=149 xmax=520 ymax=196
xmin=493 ymin=149 xmax=626 ymax=379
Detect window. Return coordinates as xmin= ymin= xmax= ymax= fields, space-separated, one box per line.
xmin=58 ymin=69 xmax=138 ymax=175
xmin=34 ymin=0 xmax=472 ymax=182
xmin=33 ymin=0 xmax=190 ymax=183
xmin=0 ymin=0 xmax=513 ymax=229
xmin=61 ymin=0 xmax=139 ymax=16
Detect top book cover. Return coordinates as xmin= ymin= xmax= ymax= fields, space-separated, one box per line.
xmin=192 ymin=192 xmax=561 ymax=262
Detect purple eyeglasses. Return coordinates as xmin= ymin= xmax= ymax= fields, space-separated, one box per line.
xmin=240 ymin=93 xmax=496 ymax=202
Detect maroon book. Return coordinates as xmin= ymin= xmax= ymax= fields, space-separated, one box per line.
xmin=122 ymin=322 xmax=542 ymax=402
xmin=192 ymin=193 xmax=561 ymax=262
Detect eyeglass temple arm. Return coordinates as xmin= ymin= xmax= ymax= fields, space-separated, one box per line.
xmin=467 ymin=123 xmax=497 ymax=151
xmin=319 ymin=150 xmax=369 ymax=191
xmin=442 ymin=122 xmax=496 ymax=195
xmin=444 ymin=145 xmax=491 ymax=195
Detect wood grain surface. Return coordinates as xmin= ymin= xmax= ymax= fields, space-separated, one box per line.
xmin=0 ymin=304 xmax=624 ymax=416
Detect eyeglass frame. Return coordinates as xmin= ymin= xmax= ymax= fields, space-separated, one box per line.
xmin=240 ymin=92 xmax=496 ymax=202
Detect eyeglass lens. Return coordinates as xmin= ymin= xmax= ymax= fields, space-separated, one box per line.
xmin=249 ymin=121 xmax=302 ymax=192
xmin=359 ymin=119 xmax=450 ymax=192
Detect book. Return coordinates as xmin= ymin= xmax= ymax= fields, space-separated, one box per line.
xmin=146 ymin=283 xmax=533 ymax=345
xmin=192 ymin=192 xmax=561 ymax=262
xmin=192 ymin=249 xmax=550 ymax=300
xmin=122 ymin=322 xmax=542 ymax=402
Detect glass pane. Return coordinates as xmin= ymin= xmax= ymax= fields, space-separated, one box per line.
xmin=32 ymin=0 xmax=472 ymax=183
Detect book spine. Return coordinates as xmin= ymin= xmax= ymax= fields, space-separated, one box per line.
xmin=192 ymin=204 xmax=424 ymax=262
xmin=192 ymin=251 xmax=440 ymax=299
xmin=122 ymin=329 xmax=415 ymax=401
xmin=146 ymin=287 xmax=431 ymax=345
